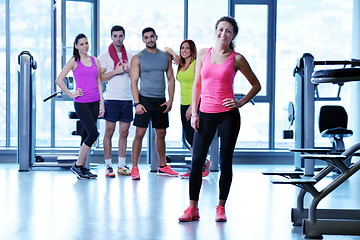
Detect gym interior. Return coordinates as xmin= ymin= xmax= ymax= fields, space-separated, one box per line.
xmin=1 ymin=1 xmax=360 ymax=239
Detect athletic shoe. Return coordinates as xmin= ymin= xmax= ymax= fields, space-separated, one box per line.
xmin=215 ymin=206 xmax=227 ymax=222
xmin=105 ymin=166 xmax=115 ymax=178
xmin=71 ymin=164 xmax=90 ymax=179
xmin=180 ymin=170 xmax=191 ymax=179
xmin=202 ymin=159 xmax=211 ymax=177
xmin=157 ymin=165 xmax=179 ymax=177
xmin=83 ymin=168 xmax=98 ymax=179
xmin=131 ymin=166 xmax=140 ymax=180
xmin=179 ymin=206 xmax=200 ymax=222
xmin=117 ymin=166 xmax=132 ymax=176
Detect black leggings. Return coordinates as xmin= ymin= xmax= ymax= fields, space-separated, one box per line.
xmin=189 ymin=109 xmax=240 ymax=201
xmin=180 ymin=104 xmax=194 ymax=147
xmin=74 ymin=101 xmax=100 ymax=147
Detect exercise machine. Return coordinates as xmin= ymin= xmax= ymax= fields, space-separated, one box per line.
xmin=263 ymin=53 xmax=360 ymax=238
xmin=264 ymin=144 xmax=360 ymax=239
xmin=18 ymin=51 xmax=37 ymax=171
xmin=292 ymin=53 xmax=360 ymax=175
xmin=17 ymin=51 xmax=92 ymax=171
xmin=18 ymin=51 xmax=79 ymax=171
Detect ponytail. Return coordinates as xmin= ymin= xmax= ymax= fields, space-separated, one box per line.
xmin=229 ymin=41 xmax=235 ymax=51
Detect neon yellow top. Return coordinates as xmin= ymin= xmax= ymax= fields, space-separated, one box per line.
xmin=176 ymin=60 xmax=196 ymax=105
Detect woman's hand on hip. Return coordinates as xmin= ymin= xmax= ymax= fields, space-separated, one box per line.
xmin=71 ymin=88 xmax=84 ymax=99
xmin=222 ymin=98 xmax=238 ymax=109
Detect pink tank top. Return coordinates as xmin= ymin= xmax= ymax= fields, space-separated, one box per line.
xmin=73 ymin=56 xmax=100 ymax=103
xmin=200 ymin=48 xmax=236 ymax=113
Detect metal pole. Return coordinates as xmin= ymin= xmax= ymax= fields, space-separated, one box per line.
xmin=148 ymin=124 xmax=159 ymax=172
xmin=18 ymin=51 xmax=36 ymax=172
xmin=183 ymin=0 xmax=188 ymax=39
xmin=5 ymin=0 xmax=10 ymax=147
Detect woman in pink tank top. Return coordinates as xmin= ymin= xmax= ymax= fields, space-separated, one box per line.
xmin=179 ymin=16 xmax=261 ymax=222
xmin=56 ymin=33 xmax=105 ymax=179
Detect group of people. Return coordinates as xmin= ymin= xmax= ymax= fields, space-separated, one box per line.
xmin=56 ymin=16 xmax=261 ymax=222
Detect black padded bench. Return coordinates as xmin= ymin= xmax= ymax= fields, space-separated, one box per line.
xmin=311 ymin=67 xmax=360 ymax=84
xmin=68 ymin=111 xmax=83 ymax=136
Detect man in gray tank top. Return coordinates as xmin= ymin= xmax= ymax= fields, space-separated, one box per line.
xmin=129 ymin=27 xmax=178 ymax=180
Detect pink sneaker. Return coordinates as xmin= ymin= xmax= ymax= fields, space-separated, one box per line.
xmin=131 ymin=166 xmax=140 ymax=180
xmin=178 ymin=206 xmax=200 ymax=222
xmin=215 ymin=206 xmax=227 ymax=222
xmin=180 ymin=170 xmax=191 ymax=179
xmin=202 ymin=159 xmax=211 ymax=177
xmin=157 ymin=165 xmax=179 ymax=177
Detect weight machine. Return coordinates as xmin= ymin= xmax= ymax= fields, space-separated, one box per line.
xmin=17 ymin=51 xmax=88 ymax=171
xmin=291 ymin=53 xmax=360 ymax=176
xmin=264 ymin=53 xmax=360 ymax=238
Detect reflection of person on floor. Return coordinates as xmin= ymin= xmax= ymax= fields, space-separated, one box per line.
xmin=56 ymin=33 xmax=105 ymax=180
xmin=129 ymin=27 xmax=178 ymax=180
xmin=165 ymin=40 xmax=211 ymax=179
xmin=99 ymin=25 xmax=133 ymax=178
xmin=179 ymin=16 xmax=261 ymax=222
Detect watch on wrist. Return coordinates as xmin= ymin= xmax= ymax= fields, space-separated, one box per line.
xmin=133 ymin=102 xmax=140 ymax=107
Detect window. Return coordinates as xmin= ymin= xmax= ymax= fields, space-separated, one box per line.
xmin=8 ymin=0 xmax=51 ymax=147
xmin=236 ymin=103 xmax=269 ymax=148
xmin=233 ymin=4 xmax=270 ymax=148
xmin=233 ymin=4 xmax=268 ymax=96
xmin=54 ymin=0 xmax=96 ymax=147
xmin=98 ymin=0 xmax=185 ymax=149
xmin=275 ymin=0 xmax=353 ymax=149
xmin=229 ymin=0 xmax=275 ymax=149
xmin=1 ymin=0 xmax=354 ymax=154
xmin=0 ymin=0 xmax=6 ymax=146
xmin=188 ymin=1 xmax=228 ymax=49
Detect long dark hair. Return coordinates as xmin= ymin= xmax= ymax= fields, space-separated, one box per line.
xmin=215 ymin=16 xmax=239 ymax=50
xmin=73 ymin=33 xmax=87 ymax=61
xmin=178 ymin=39 xmax=197 ymax=73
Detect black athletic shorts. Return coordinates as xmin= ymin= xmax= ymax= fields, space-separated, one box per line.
xmin=133 ymin=95 xmax=169 ymax=129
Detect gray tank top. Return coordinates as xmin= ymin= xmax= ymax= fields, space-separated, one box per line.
xmin=137 ymin=49 xmax=169 ymax=98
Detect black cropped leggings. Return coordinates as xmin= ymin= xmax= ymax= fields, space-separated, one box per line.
xmin=180 ymin=104 xmax=195 ymax=147
xmin=189 ymin=109 xmax=240 ymax=201
xmin=74 ymin=101 xmax=100 ymax=147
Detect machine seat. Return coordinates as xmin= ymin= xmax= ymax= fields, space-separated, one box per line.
xmin=321 ymin=127 xmax=353 ymax=138
xmin=68 ymin=111 xmax=79 ymax=119
xmin=68 ymin=111 xmax=82 ymax=135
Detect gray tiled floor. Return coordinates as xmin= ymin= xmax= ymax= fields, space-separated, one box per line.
xmin=0 ymin=163 xmax=359 ymax=240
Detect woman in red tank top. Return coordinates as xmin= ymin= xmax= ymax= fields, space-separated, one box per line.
xmin=179 ymin=16 xmax=261 ymax=222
